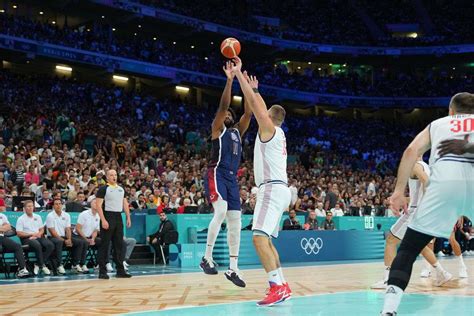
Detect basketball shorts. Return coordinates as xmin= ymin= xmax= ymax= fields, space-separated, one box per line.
xmin=204 ymin=167 xmax=241 ymax=211
xmin=252 ymin=183 xmax=291 ymax=238
xmin=390 ymin=208 xmax=415 ymax=240
xmin=409 ymin=160 xmax=474 ymax=239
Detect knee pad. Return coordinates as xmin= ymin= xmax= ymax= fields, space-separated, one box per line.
xmin=226 ymin=211 xmax=241 ymax=229
xmin=211 ymin=199 xmax=228 ymax=223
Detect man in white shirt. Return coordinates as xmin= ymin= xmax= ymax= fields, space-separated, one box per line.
xmin=0 ymin=212 xmax=29 ymax=277
xmin=46 ymin=198 xmax=84 ymax=274
xmin=315 ymin=202 xmax=326 ymax=217
xmin=73 ymin=198 xmax=100 ymax=274
xmin=16 ymin=200 xmax=54 ymax=275
xmin=330 ymin=203 xmax=345 ymax=217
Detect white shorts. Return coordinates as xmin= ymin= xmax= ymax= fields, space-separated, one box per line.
xmin=390 ymin=209 xmax=415 ymax=240
xmin=409 ymin=160 xmax=474 ymax=239
xmin=252 ymin=183 xmax=291 ymax=238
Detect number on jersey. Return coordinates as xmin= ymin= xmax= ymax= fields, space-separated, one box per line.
xmin=450 ymin=118 xmax=474 ymax=133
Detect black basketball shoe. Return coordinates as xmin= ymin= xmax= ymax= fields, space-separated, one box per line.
xmin=224 ymin=269 xmax=246 ymax=288
xmin=199 ymin=257 xmax=218 ymax=275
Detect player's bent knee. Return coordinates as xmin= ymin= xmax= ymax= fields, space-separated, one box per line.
xmin=386 ymin=233 xmax=399 ymax=245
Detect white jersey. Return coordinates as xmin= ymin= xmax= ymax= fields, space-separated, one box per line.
xmin=407 ymin=161 xmax=430 ymax=210
xmin=253 ymin=126 xmax=288 ymax=187
xmin=429 ymin=114 xmax=474 ymax=165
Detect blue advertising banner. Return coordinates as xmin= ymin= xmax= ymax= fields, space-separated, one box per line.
xmin=273 ymin=230 xmax=385 ymax=262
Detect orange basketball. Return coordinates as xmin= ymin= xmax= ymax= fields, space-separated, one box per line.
xmin=220 ymin=37 xmax=241 ymax=59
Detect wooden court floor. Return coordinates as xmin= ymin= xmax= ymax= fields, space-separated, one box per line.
xmin=0 ymin=257 xmax=472 ymax=315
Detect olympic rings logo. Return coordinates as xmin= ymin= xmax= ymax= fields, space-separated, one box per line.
xmin=300 ymin=237 xmax=324 ymax=255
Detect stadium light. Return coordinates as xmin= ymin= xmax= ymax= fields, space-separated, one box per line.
xmin=113 ymin=75 xmax=129 ymax=82
xmin=233 ymin=96 xmax=242 ymax=102
xmin=12 ymin=5 xmax=17 ymax=9
xmin=173 ymin=41 xmax=176 ymax=45
xmin=56 ymin=65 xmax=72 ymax=72
xmin=138 ymin=24 xmax=142 ymax=28
xmin=153 ymin=37 xmax=157 ymax=41
xmin=52 ymin=21 xmax=56 ymax=24
xmin=191 ymin=45 xmax=195 ymax=49
xmin=112 ymin=28 xmax=116 ymax=31
xmin=0 ymin=9 xmax=4 ymax=13
xmin=176 ymin=85 xmax=189 ymax=93
xmin=39 ymin=11 xmax=44 ymax=15
xmin=308 ymin=62 xmax=312 ymax=65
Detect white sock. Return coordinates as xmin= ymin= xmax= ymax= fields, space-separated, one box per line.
xmin=383 ymin=266 xmax=390 ymax=282
xmin=226 ymin=211 xmax=241 ymax=271
xmin=456 ymin=255 xmax=465 ymax=267
xmin=230 ymin=257 xmax=238 ymax=271
xmin=205 ymin=199 xmax=228 ymax=259
xmin=433 ymin=261 xmax=445 ymax=273
xmin=268 ymin=269 xmax=282 ymax=286
xmin=382 ymin=285 xmax=404 ymax=314
xmin=277 ymin=267 xmax=286 ymax=284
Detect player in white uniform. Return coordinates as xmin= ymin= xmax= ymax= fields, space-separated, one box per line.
xmin=231 ymin=57 xmax=292 ymax=306
xmin=371 ymin=159 xmax=451 ymax=289
xmin=382 ymin=92 xmax=474 ymax=316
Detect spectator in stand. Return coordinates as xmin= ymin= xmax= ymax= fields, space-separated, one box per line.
xmin=314 ymin=202 xmax=326 ymax=217
xmin=325 ymin=185 xmax=338 ymax=210
xmin=0 ymin=189 xmax=6 ymax=212
xmin=37 ymin=189 xmax=53 ymax=210
xmin=330 ymin=203 xmax=345 ymax=217
xmin=283 ymin=210 xmax=302 ymax=230
xmin=322 ymin=212 xmax=336 ymax=230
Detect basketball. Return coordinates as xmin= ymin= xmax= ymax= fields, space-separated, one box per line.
xmin=220 ymin=37 xmax=241 ymax=59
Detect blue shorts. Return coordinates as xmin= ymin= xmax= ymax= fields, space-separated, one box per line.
xmin=204 ymin=167 xmax=241 ymax=211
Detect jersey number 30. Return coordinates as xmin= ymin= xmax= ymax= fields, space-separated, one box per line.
xmin=450 ymin=118 xmax=474 ymax=133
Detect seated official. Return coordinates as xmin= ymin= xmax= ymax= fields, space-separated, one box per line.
xmin=73 ymin=198 xmax=101 ymax=274
xmin=322 ymin=212 xmax=336 ymax=230
xmin=16 ymin=200 xmax=54 ymax=275
xmin=304 ymin=210 xmax=319 ymax=230
xmin=46 ymin=198 xmax=88 ymax=274
xmin=0 ymin=212 xmax=29 ymax=278
xmin=147 ymin=212 xmax=175 ymax=263
xmin=282 ymin=210 xmax=302 ymax=230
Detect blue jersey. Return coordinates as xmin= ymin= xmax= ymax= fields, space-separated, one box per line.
xmin=209 ymin=127 xmax=242 ymax=174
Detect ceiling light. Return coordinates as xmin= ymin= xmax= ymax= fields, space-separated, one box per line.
xmin=176 ymin=85 xmax=189 ymax=93
xmin=56 ymin=65 xmax=72 ymax=72
xmin=113 ymin=75 xmax=129 ymax=82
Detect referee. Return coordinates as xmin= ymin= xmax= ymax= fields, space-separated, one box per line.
xmin=96 ymin=169 xmax=132 ymax=279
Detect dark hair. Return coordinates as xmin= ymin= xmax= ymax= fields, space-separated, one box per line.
xmin=227 ymin=108 xmax=237 ymax=122
xmin=450 ymin=92 xmax=474 ymax=114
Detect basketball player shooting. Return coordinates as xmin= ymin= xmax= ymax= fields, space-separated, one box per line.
xmin=200 ymin=61 xmax=252 ymax=288
xmin=381 ymin=92 xmax=474 ymax=316
xmin=231 ymin=56 xmax=292 ymax=306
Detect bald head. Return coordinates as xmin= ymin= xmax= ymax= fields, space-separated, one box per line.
xmin=449 ymin=92 xmax=474 ymax=114
xmin=107 ymin=169 xmax=117 ymax=184
xmin=268 ymin=104 xmax=286 ymax=126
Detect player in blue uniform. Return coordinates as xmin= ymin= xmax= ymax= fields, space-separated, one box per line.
xmin=200 ymin=61 xmax=252 ymax=287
